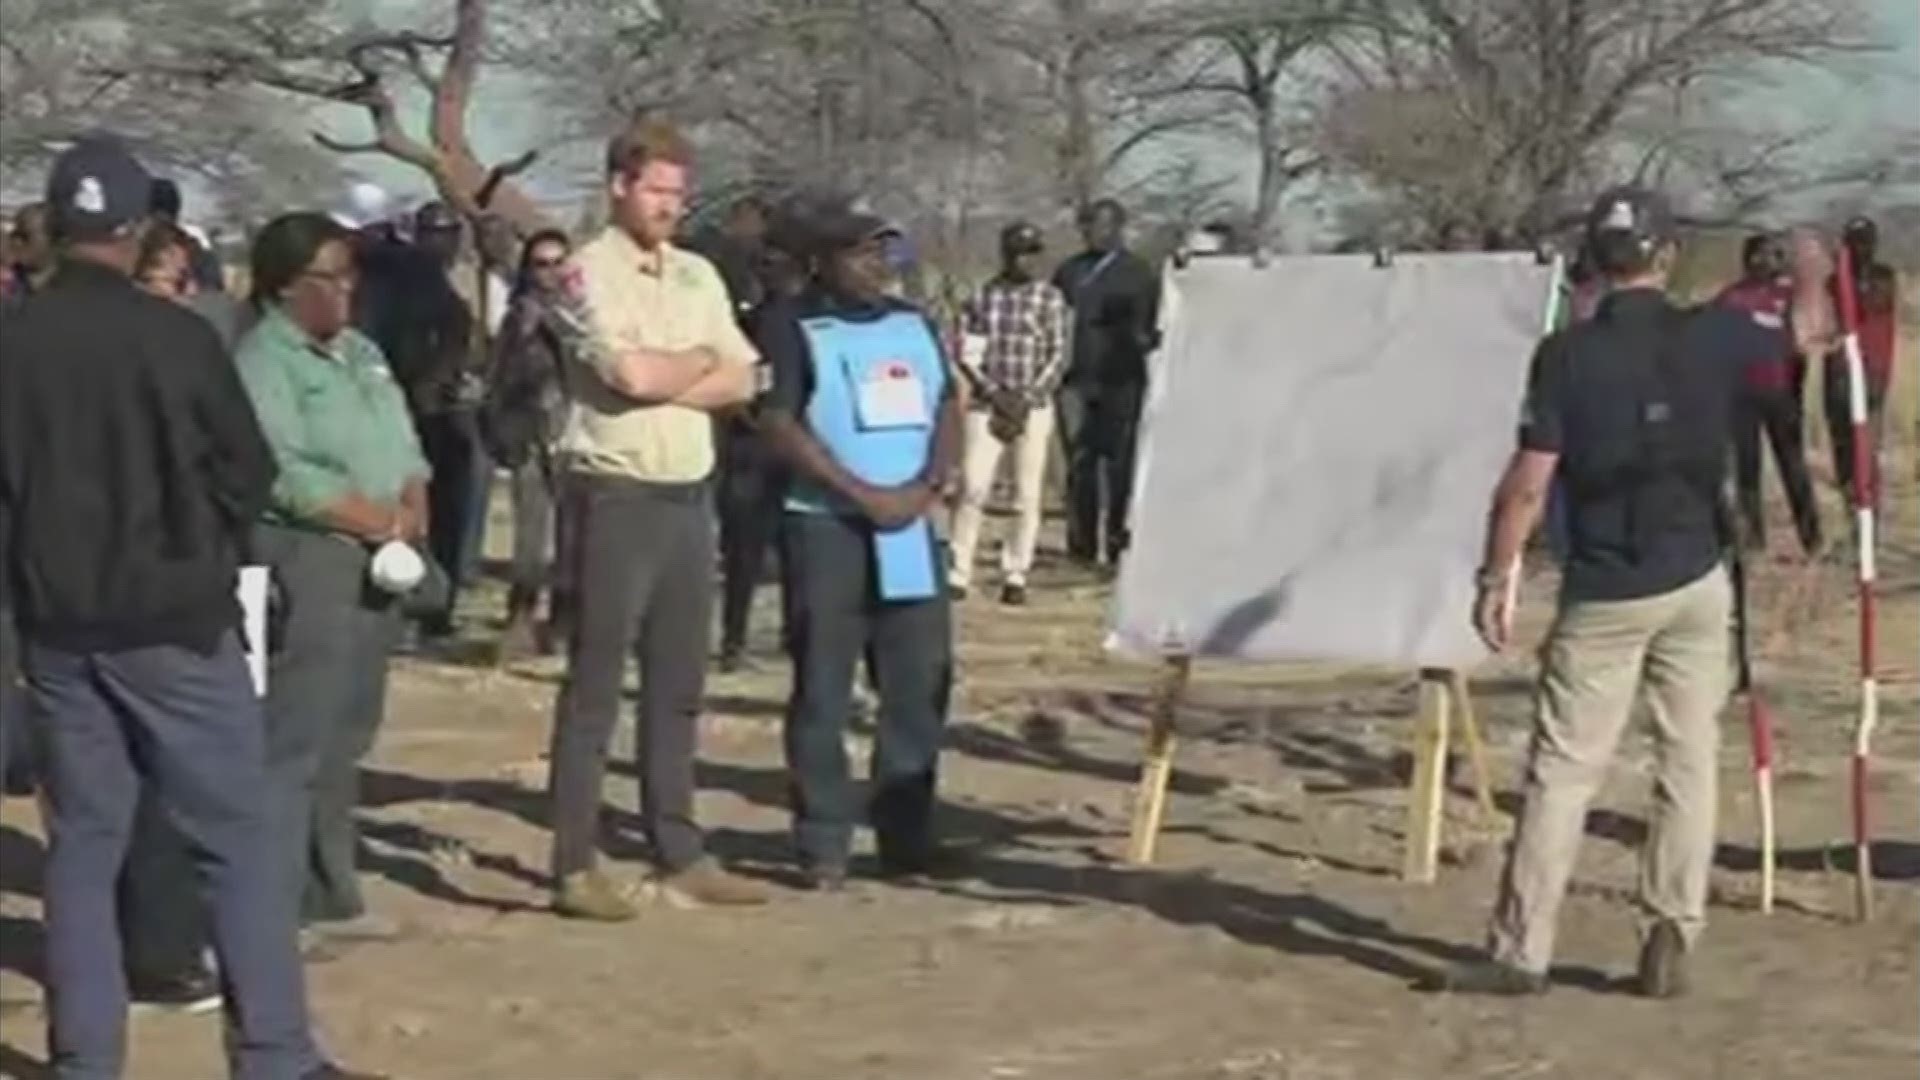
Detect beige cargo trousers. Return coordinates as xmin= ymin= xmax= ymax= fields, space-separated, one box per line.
xmin=1489 ymin=565 xmax=1733 ymax=974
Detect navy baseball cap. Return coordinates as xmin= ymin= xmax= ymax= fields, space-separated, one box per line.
xmin=46 ymin=134 xmax=152 ymax=242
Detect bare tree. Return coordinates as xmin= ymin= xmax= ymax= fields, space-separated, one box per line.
xmin=101 ymin=0 xmax=550 ymax=237
xmin=0 ymin=0 xmax=348 ymax=213
xmin=1318 ymin=0 xmax=1874 ymax=239
xmin=1133 ymin=0 xmax=1363 ymax=244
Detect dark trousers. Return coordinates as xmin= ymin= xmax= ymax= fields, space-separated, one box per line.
xmin=717 ymin=460 xmax=790 ymax=657
xmin=0 ymin=608 xmax=26 ymax=793
xmin=2 ymin=612 xmax=208 ymax=980
xmin=417 ymin=410 xmax=481 ymax=624
xmin=1822 ymin=363 xmax=1888 ymax=510
xmin=1056 ymin=380 xmax=1144 ymax=563
xmin=117 ymin=791 xmax=210 ymax=982
xmin=255 ymin=525 xmax=400 ymax=924
xmin=1733 ymin=388 xmax=1822 ymax=552
xmin=25 ymin=634 xmax=316 ymax=1080
xmin=782 ymin=512 xmax=952 ymax=866
xmin=548 ymin=474 xmax=714 ymax=880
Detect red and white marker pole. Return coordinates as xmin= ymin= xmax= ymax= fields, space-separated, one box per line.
xmin=1834 ymin=245 xmax=1880 ymax=922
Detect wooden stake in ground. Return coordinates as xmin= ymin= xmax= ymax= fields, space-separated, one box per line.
xmin=1447 ymin=671 xmax=1498 ymax=824
xmin=1126 ymin=655 xmax=1192 ymax=866
xmin=1834 ymin=247 xmax=1881 ymax=922
xmin=1402 ymin=670 xmax=1454 ymax=883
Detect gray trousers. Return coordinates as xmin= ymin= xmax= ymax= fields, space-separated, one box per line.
xmin=255 ymin=525 xmax=400 ymax=924
xmin=782 ymin=511 xmax=953 ymax=867
xmin=26 ymin=633 xmax=317 ymax=1080
xmin=548 ymin=474 xmax=714 ymax=880
xmin=1490 ymin=567 xmax=1732 ymax=974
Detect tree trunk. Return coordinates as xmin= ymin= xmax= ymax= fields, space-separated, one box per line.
xmin=1251 ymin=100 xmax=1282 ymax=245
xmin=1057 ymin=0 xmax=1097 ymax=211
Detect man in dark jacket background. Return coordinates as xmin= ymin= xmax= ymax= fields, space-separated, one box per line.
xmin=1052 ymin=198 xmax=1160 ymax=570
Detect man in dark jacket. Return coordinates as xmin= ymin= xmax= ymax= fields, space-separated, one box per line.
xmin=0 ymin=134 xmax=376 ymax=1079
xmin=1052 ymin=198 xmax=1160 ymax=569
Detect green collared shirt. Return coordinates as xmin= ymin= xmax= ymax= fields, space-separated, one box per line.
xmin=236 ymin=307 xmax=428 ymax=527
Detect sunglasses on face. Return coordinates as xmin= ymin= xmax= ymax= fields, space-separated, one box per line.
xmin=528 ymin=257 xmax=566 ymax=270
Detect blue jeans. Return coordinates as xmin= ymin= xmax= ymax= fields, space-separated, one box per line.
xmin=27 ymin=633 xmax=318 ymax=1080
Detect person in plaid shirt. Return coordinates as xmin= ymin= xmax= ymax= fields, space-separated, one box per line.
xmin=949 ymin=221 xmax=1070 ymax=604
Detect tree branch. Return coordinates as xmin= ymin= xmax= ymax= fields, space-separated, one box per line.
xmin=432 ymin=0 xmax=485 ymax=152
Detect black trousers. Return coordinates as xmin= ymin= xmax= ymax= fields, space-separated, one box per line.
xmin=548 ymin=474 xmax=713 ymax=879
xmin=717 ymin=459 xmax=790 ymax=657
xmin=117 ymin=792 xmax=210 ymax=982
xmin=416 ymin=410 xmax=481 ymax=625
xmin=1821 ymin=362 xmax=1888 ymax=510
xmin=1732 ymin=388 xmax=1821 ymax=552
xmin=782 ymin=512 xmax=952 ymax=867
xmin=1056 ymin=380 xmax=1145 ymax=563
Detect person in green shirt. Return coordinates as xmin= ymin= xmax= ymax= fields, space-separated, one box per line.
xmin=236 ymin=212 xmax=431 ymax=947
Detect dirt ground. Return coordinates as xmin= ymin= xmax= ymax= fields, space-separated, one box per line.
xmin=3 ymin=473 xmax=1918 ymax=1080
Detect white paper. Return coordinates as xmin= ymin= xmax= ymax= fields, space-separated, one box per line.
xmin=1110 ymin=253 xmax=1559 ymax=668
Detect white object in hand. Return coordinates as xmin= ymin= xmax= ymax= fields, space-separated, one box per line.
xmin=369 ymin=541 xmax=427 ymax=595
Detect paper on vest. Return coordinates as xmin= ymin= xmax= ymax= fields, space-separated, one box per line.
xmin=1112 ymin=253 xmax=1558 ymax=667
xmin=792 ymin=312 xmax=948 ymax=600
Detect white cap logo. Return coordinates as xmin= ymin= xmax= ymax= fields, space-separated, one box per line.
xmin=1603 ymin=200 xmax=1635 ymax=230
xmin=75 ymin=176 xmax=106 ymax=213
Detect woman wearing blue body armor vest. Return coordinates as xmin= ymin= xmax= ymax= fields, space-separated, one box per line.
xmin=753 ymin=200 xmax=964 ymax=891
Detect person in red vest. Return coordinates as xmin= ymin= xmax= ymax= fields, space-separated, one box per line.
xmin=1823 ymin=215 xmax=1899 ymax=511
xmin=1717 ymin=231 xmax=1821 ymax=556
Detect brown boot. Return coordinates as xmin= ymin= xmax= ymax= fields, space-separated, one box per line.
xmin=553 ymin=870 xmax=640 ymax=922
xmin=654 ymin=858 xmax=772 ymax=908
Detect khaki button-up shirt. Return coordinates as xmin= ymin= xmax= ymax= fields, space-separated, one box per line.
xmin=561 ymin=228 xmax=757 ymax=482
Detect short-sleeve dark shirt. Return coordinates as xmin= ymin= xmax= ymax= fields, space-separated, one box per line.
xmin=1520 ymin=287 xmax=1785 ymax=602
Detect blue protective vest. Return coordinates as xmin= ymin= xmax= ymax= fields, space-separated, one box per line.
xmin=787 ymin=308 xmax=948 ymax=601
xmin=786 ymin=309 xmax=948 ymax=515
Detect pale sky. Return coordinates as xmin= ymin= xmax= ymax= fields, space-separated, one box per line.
xmin=330 ymin=0 xmax=1920 ymax=221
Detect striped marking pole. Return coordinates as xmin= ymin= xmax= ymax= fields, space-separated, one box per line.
xmin=1834 ymin=246 xmax=1880 ymax=922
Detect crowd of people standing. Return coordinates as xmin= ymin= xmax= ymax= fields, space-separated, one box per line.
xmin=0 ymin=107 xmax=1905 ymax=1079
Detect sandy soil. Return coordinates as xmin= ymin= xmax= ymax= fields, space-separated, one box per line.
xmin=3 ymin=478 xmax=1917 ymax=1080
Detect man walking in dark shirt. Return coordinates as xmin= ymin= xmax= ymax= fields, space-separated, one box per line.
xmin=0 ymin=133 xmax=377 ymax=1080
xmin=1052 ymin=199 xmax=1160 ymax=569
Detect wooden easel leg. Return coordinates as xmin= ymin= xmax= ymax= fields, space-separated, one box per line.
xmin=1127 ymin=656 xmax=1192 ymax=866
xmin=1402 ymin=670 xmax=1453 ymax=883
xmin=1448 ymin=671 xmax=1497 ymax=822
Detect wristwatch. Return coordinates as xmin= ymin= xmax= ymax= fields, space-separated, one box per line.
xmin=1474 ymin=566 xmax=1509 ymax=591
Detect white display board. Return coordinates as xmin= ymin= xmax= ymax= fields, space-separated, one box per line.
xmin=1109 ymin=253 xmax=1560 ymax=668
